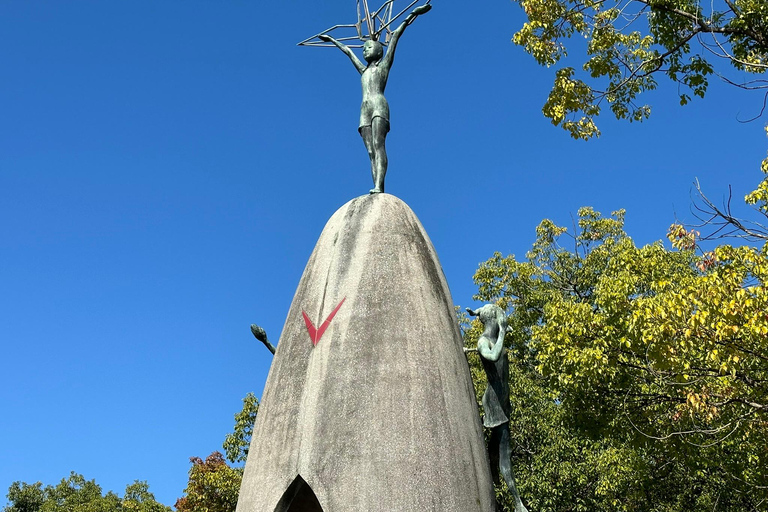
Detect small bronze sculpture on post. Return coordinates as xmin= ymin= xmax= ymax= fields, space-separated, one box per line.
xmin=301 ymin=1 xmax=432 ymax=194
xmin=466 ymin=304 xmax=529 ymax=512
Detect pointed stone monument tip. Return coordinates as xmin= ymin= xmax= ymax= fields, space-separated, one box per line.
xmin=237 ymin=193 xmax=495 ymax=511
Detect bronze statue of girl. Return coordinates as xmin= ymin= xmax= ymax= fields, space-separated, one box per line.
xmin=319 ymin=3 xmax=431 ymax=194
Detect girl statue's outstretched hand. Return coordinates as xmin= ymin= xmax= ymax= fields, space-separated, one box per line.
xmin=412 ymin=4 xmax=432 ymax=15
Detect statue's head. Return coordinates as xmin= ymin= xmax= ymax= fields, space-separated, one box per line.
xmin=363 ymin=40 xmax=383 ymax=63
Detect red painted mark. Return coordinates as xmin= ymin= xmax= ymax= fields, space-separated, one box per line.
xmin=302 ymin=297 xmax=346 ymax=347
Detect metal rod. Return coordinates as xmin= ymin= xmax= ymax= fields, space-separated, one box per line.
xmin=361 ymin=0 xmax=375 ymax=40
xmin=378 ymin=0 xmax=422 ymax=34
xmin=298 ymin=0 xmax=423 ymax=47
xmin=356 ymin=1 xmax=364 ymax=40
xmin=297 ymin=24 xmax=360 ymax=46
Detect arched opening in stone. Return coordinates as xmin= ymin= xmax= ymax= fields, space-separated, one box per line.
xmin=274 ymin=475 xmax=324 ymax=512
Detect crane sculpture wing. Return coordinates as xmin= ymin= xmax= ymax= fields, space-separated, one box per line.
xmin=297 ymin=0 xmax=430 ymax=48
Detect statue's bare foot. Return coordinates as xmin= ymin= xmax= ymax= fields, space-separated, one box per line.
xmin=369 ymin=188 xmax=383 ymax=194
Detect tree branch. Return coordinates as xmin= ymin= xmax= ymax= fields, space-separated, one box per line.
xmin=692 ymin=179 xmax=768 ymax=242
xmin=634 ymin=0 xmax=742 ymax=36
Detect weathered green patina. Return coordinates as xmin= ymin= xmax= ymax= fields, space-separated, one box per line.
xmin=467 ymin=304 xmax=530 ymax=512
xmin=316 ymin=3 xmax=431 ymax=194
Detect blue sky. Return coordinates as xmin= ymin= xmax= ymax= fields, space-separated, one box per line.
xmin=1 ymin=0 xmax=765 ymax=508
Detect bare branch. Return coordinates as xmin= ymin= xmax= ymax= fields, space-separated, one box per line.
xmin=691 ymin=179 xmax=768 ymax=242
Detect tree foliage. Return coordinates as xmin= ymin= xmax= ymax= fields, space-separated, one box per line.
xmin=175 ymin=393 xmax=258 ymax=512
xmin=174 ymin=452 xmax=242 ymax=512
xmin=3 ymin=473 xmax=170 ymax=512
xmin=222 ymin=393 xmax=259 ymax=465
xmin=511 ymin=0 xmax=768 ymax=139
xmin=469 ymin=202 xmax=768 ymax=510
xmin=5 ymin=393 xmax=259 ymax=512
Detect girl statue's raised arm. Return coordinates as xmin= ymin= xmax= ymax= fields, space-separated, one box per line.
xmin=380 ymin=4 xmax=431 ymax=71
xmin=312 ymin=2 xmax=432 ymax=195
xmin=318 ymin=34 xmax=366 ymax=75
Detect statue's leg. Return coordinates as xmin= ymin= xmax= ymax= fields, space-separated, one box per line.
xmin=488 ymin=428 xmax=501 ymax=486
xmin=360 ymin=126 xmax=376 ymax=187
xmin=370 ymin=117 xmax=388 ymax=194
xmin=498 ymin=424 xmax=528 ymax=512
xmin=488 ymin=428 xmax=504 ymax=511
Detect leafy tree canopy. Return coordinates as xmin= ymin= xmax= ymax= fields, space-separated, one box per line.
xmin=175 ymin=393 xmax=258 ymax=512
xmin=3 ymin=473 xmax=170 ymax=512
xmin=511 ymin=0 xmax=768 ymax=139
xmin=222 ymin=393 xmax=259 ymax=465
xmin=469 ymin=194 xmax=768 ymax=509
xmin=174 ymin=452 xmax=242 ymax=512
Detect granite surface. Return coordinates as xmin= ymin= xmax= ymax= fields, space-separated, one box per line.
xmin=236 ymin=193 xmax=495 ymax=512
